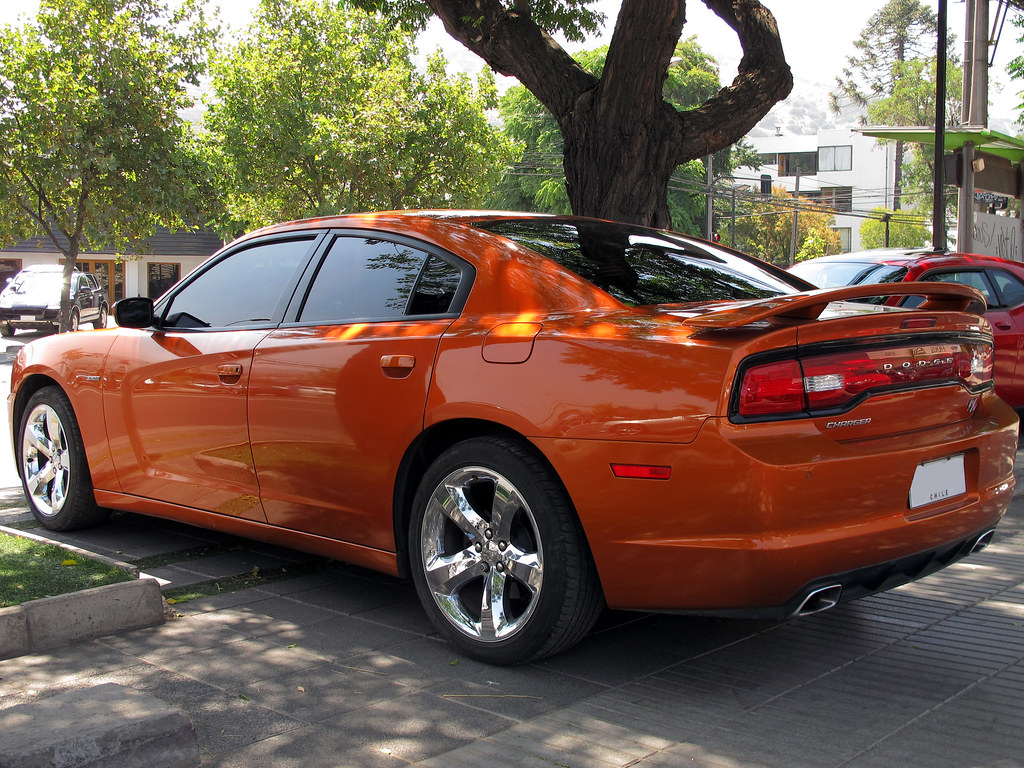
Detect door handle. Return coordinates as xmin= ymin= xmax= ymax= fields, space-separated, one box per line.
xmin=218 ymin=364 xmax=243 ymax=381
xmin=380 ymin=354 xmax=415 ymax=379
xmin=994 ymin=322 xmax=1012 ymax=330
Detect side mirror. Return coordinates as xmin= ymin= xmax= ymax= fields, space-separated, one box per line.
xmin=114 ymin=297 xmax=155 ymax=329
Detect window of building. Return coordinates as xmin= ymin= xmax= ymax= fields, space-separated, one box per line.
xmin=756 ymin=152 xmax=778 ymax=166
xmin=820 ymin=187 xmax=854 ymax=213
xmin=78 ymin=259 xmax=124 ymax=301
xmin=818 ymin=145 xmax=853 ymax=172
xmin=833 ymin=228 xmax=852 ymax=253
xmin=148 ymin=263 xmax=181 ymax=299
xmin=779 ymin=152 xmax=818 ymax=176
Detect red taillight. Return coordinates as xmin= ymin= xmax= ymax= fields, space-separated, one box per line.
xmin=737 ymin=360 xmax=805 ymax=416
xmin=737 ymin=341 xmax=993 ymax=419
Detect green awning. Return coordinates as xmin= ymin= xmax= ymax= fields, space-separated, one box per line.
xmin=858 ymin=126 xmax=1024 ymax=163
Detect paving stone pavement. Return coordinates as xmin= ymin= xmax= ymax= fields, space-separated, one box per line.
xmin=2 ymin=459 xmax=1023 ymax=767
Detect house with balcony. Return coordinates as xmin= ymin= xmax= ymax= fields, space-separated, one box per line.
xmin=748 ymin=129 xmax=900 ymax=252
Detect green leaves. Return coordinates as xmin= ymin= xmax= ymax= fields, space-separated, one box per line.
xmin=0 ymin=0 xmax=214 ymax=258
xmin=201 ymin=0 xmax=515 ymax=231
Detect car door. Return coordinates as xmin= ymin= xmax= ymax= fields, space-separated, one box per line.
xmin=103 ymin=234 xmax=321 ymax=520
xmin=919 ymin=268 xmax=1021 ymax=403
xmin=248 ymin=232 xmax=469 ymax=551
xmin=72 ymin=273 xmax=96 ymax=323
xmin=985 ymin=268 xmax=1024 ymax=405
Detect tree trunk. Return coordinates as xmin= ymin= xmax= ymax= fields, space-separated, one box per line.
xmin=59 ymin=241 xmax=79 ymax=334
xmin=425 ymin=0 xmax=792 ymax=227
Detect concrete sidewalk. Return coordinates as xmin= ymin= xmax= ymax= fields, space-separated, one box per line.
xmin=1 ymin=468 xmax=1023 ymax=768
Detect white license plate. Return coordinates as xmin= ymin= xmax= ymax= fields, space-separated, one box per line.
xmin=19 ymin=314 xmax=36 ymax=321
xmin=909 ymin=454 xmax=966 ymax=509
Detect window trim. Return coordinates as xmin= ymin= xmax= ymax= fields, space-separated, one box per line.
xmin=280 ymin=229 xmax=475 ymax=328
xmin=153 ymin=233 xmax=325 ymax=332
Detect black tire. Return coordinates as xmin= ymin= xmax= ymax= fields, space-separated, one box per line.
xmin=67 ymin=308 xmax=80 ymax=333
xmin=0 ymin=322 xmax=13 ymax=338
xmin=409 ymin=436 xmax=603 ymax=664
xmin=94 ymin=304 xmax=107 ymax=330
xmin=18 ymin=386 xmax=109 ymax=531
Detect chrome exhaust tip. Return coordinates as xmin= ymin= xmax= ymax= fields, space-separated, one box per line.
xmin=971 ymin=529 xmax=996 ymax=554
xmin=795 ymin=584 xmax=843 ymax=616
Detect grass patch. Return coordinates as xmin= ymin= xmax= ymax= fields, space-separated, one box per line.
xmin=0 ymin=531 xmax=135 ymax=608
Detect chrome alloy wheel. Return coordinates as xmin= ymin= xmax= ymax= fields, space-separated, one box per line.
xmin=21 ymin=402 xmax=71 ymax=517
xmin=420 ymin=466 xmax=544 ymax=643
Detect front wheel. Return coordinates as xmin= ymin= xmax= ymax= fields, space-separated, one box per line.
xmin=409 ymin=436 xmax=603 ymax=664
xmin=19 ymin=387 xmax=109 ymax=530
xmin=94 ymin=304 xmax=107 ymax=330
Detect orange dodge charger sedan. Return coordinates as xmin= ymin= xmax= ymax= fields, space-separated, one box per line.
xmin=9 ymin=212 xmax=1018 ymax=664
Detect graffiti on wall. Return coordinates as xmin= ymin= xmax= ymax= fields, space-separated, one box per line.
xmin=973 ymin=213 xmax=1024 ymax=261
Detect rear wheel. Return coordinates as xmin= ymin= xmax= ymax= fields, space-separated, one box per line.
xmin=94 ymin=304 xmax=107 ymax=330
xmin=409 ymin=436 xmax=603 ymax=664
xmin=0 ymin=322 xmax=13 ymax=337
xmin=19 ymin=387 xmax=108 ymax=530
xmin=67 ymin=308 xmax=80 ymax=333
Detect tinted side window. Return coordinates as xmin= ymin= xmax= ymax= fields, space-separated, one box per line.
xmin=990 ymin=269 xmax=1024 ymax=308
xmin=162 ymin=238 xmax=315 ymax=329
xmin=409 ymin=256 xmax=462 ymax=315
xmin=923 ymin=270 xmax=997 ymax=308
xmin=475 ymin=219 xmax=795 ymax=305
xmin=299 ymin=237 xmax=432 ymax=322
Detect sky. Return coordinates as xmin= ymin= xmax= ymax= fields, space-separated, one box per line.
xmin=0 ymin=0 xmax=1020 ymax=126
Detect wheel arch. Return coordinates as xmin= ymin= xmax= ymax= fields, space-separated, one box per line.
xmin=392 ymin=418 xmax=586 ymax=580
xmin=11 ymin=373 xmax=65 ymax=462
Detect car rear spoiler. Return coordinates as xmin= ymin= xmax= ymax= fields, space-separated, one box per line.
xmin=683 ymin=282 xmax=986 ymax=330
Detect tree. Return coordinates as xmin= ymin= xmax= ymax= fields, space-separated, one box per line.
xmin=869 ymin=57 xmax=963 ymax=222
xmin=860 ymin=207 xmax=929 ymax=249
xmin=202 ymin=0 xmax=516 ymax=232
xmin=487 ymin=38 xmax=754 ymax=235
xmin=1009 ymin=12 xmax=1024 ymax=127
xmin=731 ymin=186 xmax=841 ymax=267
xmin=354 ymin=0 xmax=793 ymax=228
xmin=0 ymin=0 xmax=214 ymax=331
xmin=830 ymin=0 xmax=946 ymax=211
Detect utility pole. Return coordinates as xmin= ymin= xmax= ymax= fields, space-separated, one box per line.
xmin=705 ymin=155 xmax=714 ymax=240
xmin=932 ymin=0 xmax=948 ymax=252
xmin=788 ymin=172 xmax=800 ymax=267
xmin=958 ymin=0 xmax=989 ymax=252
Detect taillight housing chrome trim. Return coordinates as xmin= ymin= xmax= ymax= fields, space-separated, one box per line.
xmin=729 ymin=334 xmax=995 ymax=423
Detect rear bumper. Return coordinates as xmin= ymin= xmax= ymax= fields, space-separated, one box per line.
xmin=535 ymin=389 xmax=1017 ymax=614
xmin=696 ymin=526 xmax=996 ymax=620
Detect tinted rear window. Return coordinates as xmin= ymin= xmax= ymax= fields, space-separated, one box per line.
xmin=473 ymin=219 xmax=800 ymax=306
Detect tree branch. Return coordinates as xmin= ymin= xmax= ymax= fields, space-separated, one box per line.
xmin=600 ymin=0 xmax=686 ymax=118
xmin=673 ymin=0 xmax=793 ymax=160
xmin=423 ymin=0 xmax=594 ymax=120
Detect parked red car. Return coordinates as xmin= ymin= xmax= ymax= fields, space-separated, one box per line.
xmin=10 ymin=215 xmax=1018 ymax=664
xmin=790 ymin=249 xmax=1024 ymax=408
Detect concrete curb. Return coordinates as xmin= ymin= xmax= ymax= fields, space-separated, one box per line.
xmin=0 ymin=578 xmax=166 ymax=660
xmin=0 ymin=523 xmax=141 ymax=576
xmin=0 ymin=682 xmax=199 ymax=768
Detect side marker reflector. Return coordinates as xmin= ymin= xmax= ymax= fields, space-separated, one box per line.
xmin=611 ymin=464 xmax=672 ymax=480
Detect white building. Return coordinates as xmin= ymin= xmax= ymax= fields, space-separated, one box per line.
xmin=0 ymin=228 xmax=222 ymax=304
xmin=747 ymin=129 xmax=900 ymax=253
